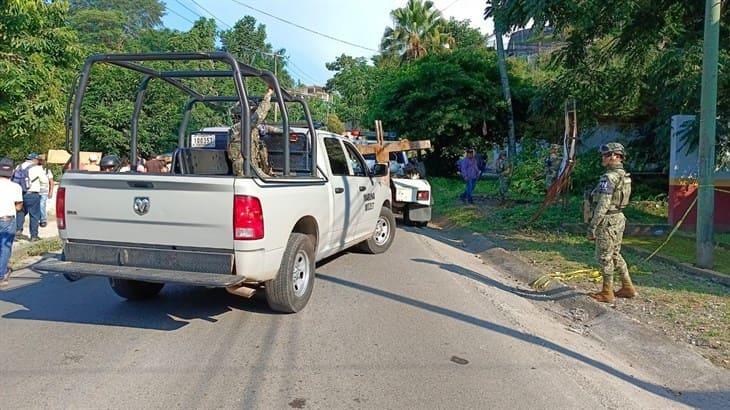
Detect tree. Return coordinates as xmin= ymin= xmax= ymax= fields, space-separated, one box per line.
xmin=220 ymin=16 xmax=294 ymax=90
xmin=0 ymin=0 xmax=82 ymax=161
xmin=442 ymin=18 xmax=486 ymax=50
xmin=325 ymin=54 xmax=385 ymax=128
xmin=380 ymin=0 xmax=448 ymax=61
xmin=326 ymin=114 xmax=345 ymax=135
xmin=485 ymin=1 xmax=517 ymax=160
xmin=70 ymin=0 xmax=164 ymax=35
xmin=367 ymin=48 xmax=533 ymax=175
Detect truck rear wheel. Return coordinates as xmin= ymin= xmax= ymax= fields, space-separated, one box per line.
xmin=109 ymin=278 xmax=164 ymax=300
xmin=359 ymin=206 xmax=396 ymax=254
xmin=265 ymin=233 xmax=315 ymax=313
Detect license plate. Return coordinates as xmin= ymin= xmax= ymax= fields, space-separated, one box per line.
xmin=191 ymin=134 xmax=215 ymax=148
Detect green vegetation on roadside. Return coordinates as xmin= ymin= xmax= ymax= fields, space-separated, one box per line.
xmin=9 ymin=238 xmax=63 ymax=270
xmin=625 ymin=236 xmax=730 ymax=275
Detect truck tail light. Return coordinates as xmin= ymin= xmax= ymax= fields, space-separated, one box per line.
xmin=234 ymin=195 xmax=264 ymax=240
xmin=56 ymin=187 xmax=66 ymax=230
xmin=417 ymin=190 xmax=430 ymax=201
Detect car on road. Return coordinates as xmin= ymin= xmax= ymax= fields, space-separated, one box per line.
xmin=37 ymin=52 xmax=395 ymax=313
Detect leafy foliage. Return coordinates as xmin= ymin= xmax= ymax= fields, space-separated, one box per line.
xmin=325 ymin=54 xmax=386 ymax=127
xmin=380 ymin=0 xmax=449 ymax=61
xmin=367 ymin=47 xmax=534 ymax=175
xmin=0 ymin=0 xmax=82 ymax=161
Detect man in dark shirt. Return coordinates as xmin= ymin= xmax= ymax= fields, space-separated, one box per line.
xmin=145 ymin=154 xmax=166 ymax=173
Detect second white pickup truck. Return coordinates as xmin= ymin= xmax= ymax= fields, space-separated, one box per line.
xmin=36 ymin=52 xmax=395 ymax=313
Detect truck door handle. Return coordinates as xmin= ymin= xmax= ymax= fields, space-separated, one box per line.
xmin=359 ymin=186 xmax=366 ymax=192
xmin=335 ymin=187 xmax=344 ymax=194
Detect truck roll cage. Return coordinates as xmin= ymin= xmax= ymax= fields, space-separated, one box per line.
xmin=68 ymin=52 xmax=318 ymax=178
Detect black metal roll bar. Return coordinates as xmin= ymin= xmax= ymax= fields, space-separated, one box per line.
xmin=70 ymin=52 xmax=318 ymax=178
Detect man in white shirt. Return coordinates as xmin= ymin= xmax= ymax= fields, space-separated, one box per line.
xmin=14 ymin=153 xmax=48 ymax=241
xmin=37 ymin=155 xmax=54 ymax=228
xmin=0 ymin=157 xmax=23 ymax=287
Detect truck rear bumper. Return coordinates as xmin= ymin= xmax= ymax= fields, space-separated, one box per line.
xmin=406 ymin=204 xmax=431 ymax=222
xmin=34 ymin=259 xmax=246 ymax=287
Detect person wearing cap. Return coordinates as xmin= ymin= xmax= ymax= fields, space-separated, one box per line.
xmin=14 ymin=153 xmax=48 ymax=241
xmin=545 ymin=144 xmax=562 ymax=190
xmin=0 ymin=158 xmax=23 ymax=287
xmin=587 ymin=142 xmax=635 ymax=303
xmin=456 ymin=148 xmax=480 ymax=204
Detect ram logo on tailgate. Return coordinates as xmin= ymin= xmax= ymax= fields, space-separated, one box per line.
xmin=133 ymin=197 xmax=150 ymax=215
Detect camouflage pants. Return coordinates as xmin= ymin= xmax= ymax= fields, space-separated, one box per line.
xmin=498 ymin=176 xmax=510 ymax=201
xmin=595 ymin=213 xmax=630 ymax=285
xmin=545 ymin=172 xmax=557 ymax=189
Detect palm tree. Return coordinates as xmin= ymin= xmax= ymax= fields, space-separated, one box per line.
xmin=380 ymin=0 xmax=447 ymax=61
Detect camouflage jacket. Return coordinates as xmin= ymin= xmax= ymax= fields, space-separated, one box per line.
xmin=588 ymin=165 xmax=629 ymax=234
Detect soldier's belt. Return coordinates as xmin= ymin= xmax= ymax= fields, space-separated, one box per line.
xmin=606 ymin=210 xmax=623 ymax=215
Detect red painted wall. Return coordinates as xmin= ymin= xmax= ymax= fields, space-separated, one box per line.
xmin=669 ymin=182 xmax=730 ymax=232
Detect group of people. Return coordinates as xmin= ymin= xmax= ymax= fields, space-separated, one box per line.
xmin=0 ymin=153 xmax=55 ymax=287
xmin=71 ymin=153 xmax=169 ymax=173
xmin=456 ymin=148 xmax=509 ymax=204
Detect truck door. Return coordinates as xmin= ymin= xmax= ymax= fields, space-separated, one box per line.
xmin=323 ymin=137 xmax=364 ymax=247
xmin=342 ymin=141 xmax=376 ymax=238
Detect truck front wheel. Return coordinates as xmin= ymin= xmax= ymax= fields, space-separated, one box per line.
xmin=109 ymin=278 xmax=164 ymax=300
xmin=359 ymin=206 xmax=396 ymax=254
xmin=265 ymin=233 xmax=315 ymax=313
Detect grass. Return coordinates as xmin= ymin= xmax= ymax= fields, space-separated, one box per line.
xmin=624 ymin=236 xmax=730 ymax=275
xmin=431 ymin=176 xmax=730 ymax=368
xmin=9 ymin=237 xmax=63 ymax=270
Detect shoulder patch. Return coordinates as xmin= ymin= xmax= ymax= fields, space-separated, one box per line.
xmin=598 ymin=176 xmax=614 ymax=194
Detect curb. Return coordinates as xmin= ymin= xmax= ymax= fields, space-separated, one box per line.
xmin=625 ymin=245 xmax=730 ymax=287
xmin=427 ymin=222 xmax=609 ymax=320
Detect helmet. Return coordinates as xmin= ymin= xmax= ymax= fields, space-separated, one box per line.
xmin=599 ymin=142 xmax=625 ymax=157
xmin=100 ymin=154 xmax=121 ymax=171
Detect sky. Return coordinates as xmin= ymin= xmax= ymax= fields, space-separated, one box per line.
xmin=162 ymin=0 xmax=495 ymax=85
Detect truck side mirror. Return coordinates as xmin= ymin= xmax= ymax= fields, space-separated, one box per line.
xmin=371 ymin=163 xmax=389 ymax=177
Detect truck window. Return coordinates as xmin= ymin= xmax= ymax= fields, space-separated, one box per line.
xmin=343 ymin=142 xmax=368 ymax=177
xmin=324 ymin=138 xmax=349 ymax=176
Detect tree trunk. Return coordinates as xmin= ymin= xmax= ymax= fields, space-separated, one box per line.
xmin=494 ymin=25 xmax=517 ymax=161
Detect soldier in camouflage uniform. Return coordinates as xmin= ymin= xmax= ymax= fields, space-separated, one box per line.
xmin=544 ymin=144 xmax=562 ymax=190
xmin=495 ymin=151 xmax=510 ymax=203
xmin=587 ymin=142 xmax=635 ymax=303
xmin=228 ymin=88 xmax=274 ymax=176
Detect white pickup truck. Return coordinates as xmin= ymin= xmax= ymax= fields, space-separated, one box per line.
xmin=36 ymin=52 xmax=395 ymax=313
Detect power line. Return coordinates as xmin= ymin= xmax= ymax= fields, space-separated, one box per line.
xmin=172 ymin=0 xmax=206 ymax=25
xmin=166 ymin=6 xmax=196 ymax=24
xmin=226 ymin=0 xmax=379 ymax=53
xmin=187 ymin=0 xmax=233 ymax=29
xmin=441 ymin=0 xmax=463 ymax=12
xmin=287 ymin=58 xmax=319 ymax=84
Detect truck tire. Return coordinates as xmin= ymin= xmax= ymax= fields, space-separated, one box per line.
xmin=359 ymin=206 xmax=396 ymax=254
xmin=109 ymin=278 xmax=164 ymax=300
xmin=265 ymin=233 xmax=315 ymax=313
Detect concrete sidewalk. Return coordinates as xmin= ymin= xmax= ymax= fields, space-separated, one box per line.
xmin=13 ymin=216 xmax=59 ymax=250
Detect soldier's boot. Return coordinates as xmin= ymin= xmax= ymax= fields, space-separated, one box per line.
xmin=589 ymin=281 xmax=615 ymax=303
xmin=615 ymin=272 xmax=637 ymax=298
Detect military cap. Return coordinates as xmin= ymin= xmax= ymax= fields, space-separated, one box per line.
xmin=599 ymin=142 xmax=625 ymax=156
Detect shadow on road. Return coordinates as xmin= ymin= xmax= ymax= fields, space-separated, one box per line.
xmin=411 ymin=257 xmax=581 ymax=302
xmin=0 ymin=269 xmax=273 ymax=331
xmin=317 ymin=273 xmax=729 ymax=408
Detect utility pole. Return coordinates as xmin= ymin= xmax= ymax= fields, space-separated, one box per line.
xmin=494 ymin=25 xmax=517 ymax=161
xmin=697 ymin=0 xmax=721 ymax=268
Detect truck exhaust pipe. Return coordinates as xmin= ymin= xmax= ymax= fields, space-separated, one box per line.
xmin=226 ymin=284 xmax=257 ymax=298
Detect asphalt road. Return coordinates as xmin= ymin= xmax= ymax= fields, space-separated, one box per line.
xmin=0 ymin=226 xmax=716 ymax=409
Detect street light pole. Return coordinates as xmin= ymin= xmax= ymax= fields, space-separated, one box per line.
xmin=697 ymin=0 xmax=721 ymax=268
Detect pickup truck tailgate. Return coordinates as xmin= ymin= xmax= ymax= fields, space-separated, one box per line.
xmin=61 ymin=173 xmax=234 ymax=250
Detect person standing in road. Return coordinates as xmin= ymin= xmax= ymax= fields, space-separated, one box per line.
xmin=0 ymin=158 xmax=23 ymax=287
xmin=457 ymin=148 xmax=480 ymax=204
xmin=13 ymin=153 xmax=47 ymax=241
xmin=587 ymin=142 xmax=635 ymax=303
xmin=37 ymin=155 xmax=54 ymax=228
xmin=495 ymin=151 xmax=511 ymax=203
